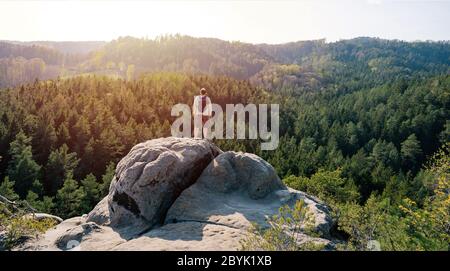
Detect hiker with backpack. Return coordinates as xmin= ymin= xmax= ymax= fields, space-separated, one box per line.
xmin=193 ymin=88 xmax=212 ymax=138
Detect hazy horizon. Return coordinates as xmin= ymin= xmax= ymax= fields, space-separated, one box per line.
xmin=2 ymin=34 xmax=450 ymax=45
xmin=1 ymin=0 xmax=449 ymax=44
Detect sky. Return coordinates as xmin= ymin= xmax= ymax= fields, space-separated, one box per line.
xmin=0 ymin=0 xmax=449 ymax=44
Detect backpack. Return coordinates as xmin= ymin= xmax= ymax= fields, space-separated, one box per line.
xmin=201 ymin=95 xmax=207 ymax=115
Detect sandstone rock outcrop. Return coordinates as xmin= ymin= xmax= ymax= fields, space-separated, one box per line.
xmin=165 ymin=152 xmax=332 ymax=237
xmin=18 ymin=137 xmax=334 ymax=251
xmin=87 ymin=137 xmax=222 ymax=236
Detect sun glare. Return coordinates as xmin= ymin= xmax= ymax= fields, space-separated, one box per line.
xmin=0 ymin=0 xmax=445 ymax=43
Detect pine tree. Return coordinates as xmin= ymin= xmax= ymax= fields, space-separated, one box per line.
xmin=100 ymin=162 xmax=115 ymax=196
xmin=26 ymin=191 xmax=55 ymax=213
xmin=55 ymin=173 xmax=85 ymax=218
xmin=30 ymin=179 xmax=44 ymax=196
xmin=45 ymin=144 xmax=79 ymax=194
xmin=0 ymin=176 xmax=19 ymax=201
xmin=371 ymin=140 xmax=399 ymax=169
xmin=56 ymin=122 xmax=71 ymax=147
xmin=40 ymin=196 xmax=55 ymax=214
xmin=77 ymin=137 xmax=95 ymax=178
xmin=93 ymin=129 xmax=123 ymax=177
xmin=7 ymin=131 xmax=41 ymax=198
xmin=32 ymin=117 xmax=57 ymax=165
xmin=80 ymin=173 xmax=100 ymax=213
xmin=25 ymin=190 xmax=40 ymax=210
xmin=401 ymin=134 xmax=422 ymax=171
xmin=72 ymin=116 xmax=91 ymax=157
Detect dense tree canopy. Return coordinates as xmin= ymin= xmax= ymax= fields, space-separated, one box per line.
xmin=0 ymin=36 xmax=448 ymax=250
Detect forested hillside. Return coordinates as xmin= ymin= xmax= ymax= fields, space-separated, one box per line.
xmin=253 ymin=38 xmax=450 ymax=93
xmin=10 ymin=41 xmax=106 ymax=54
xmin=0 ymin=36 xmax=449 ymax=250
xmin=85 ymin=36 xmax=450 ymax=92
xmin=3 ymin=35 xmax=448 ymax=90
xmin=0 ymin=42 xmax=93 ymax=88
xmin=0 ymin=74 xmax=264 ymax=216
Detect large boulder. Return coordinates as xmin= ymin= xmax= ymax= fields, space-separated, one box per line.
xmin=88 ymin=137 xmax=221 ymax=235
xmin=18 ymin=137 xmax=334 ymax=251
xmin=165 ymin=152 xmax=332 ymax=237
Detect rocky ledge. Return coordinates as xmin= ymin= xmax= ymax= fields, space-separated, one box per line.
xmin=18 ymin=137 xmax=334 ymax=251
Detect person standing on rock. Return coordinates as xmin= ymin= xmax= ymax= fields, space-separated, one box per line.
xmin=193 ymin=88 xmax=212 ymax=138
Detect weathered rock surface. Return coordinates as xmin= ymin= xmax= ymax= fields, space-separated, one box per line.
xmin=18 ymin=137 xmax=334 ymax=251
xmin=165 ymin=152 xmax=332 ymax=237
xmin=89 ymin=137 xmax=222 ymax=235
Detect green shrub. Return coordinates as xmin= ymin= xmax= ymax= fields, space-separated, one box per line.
xmin=240 ymin=200 xmax=324 ymax=251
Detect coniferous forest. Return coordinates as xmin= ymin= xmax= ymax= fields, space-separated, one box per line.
xmin=0 ymin=36 xmax=449 ymax=250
